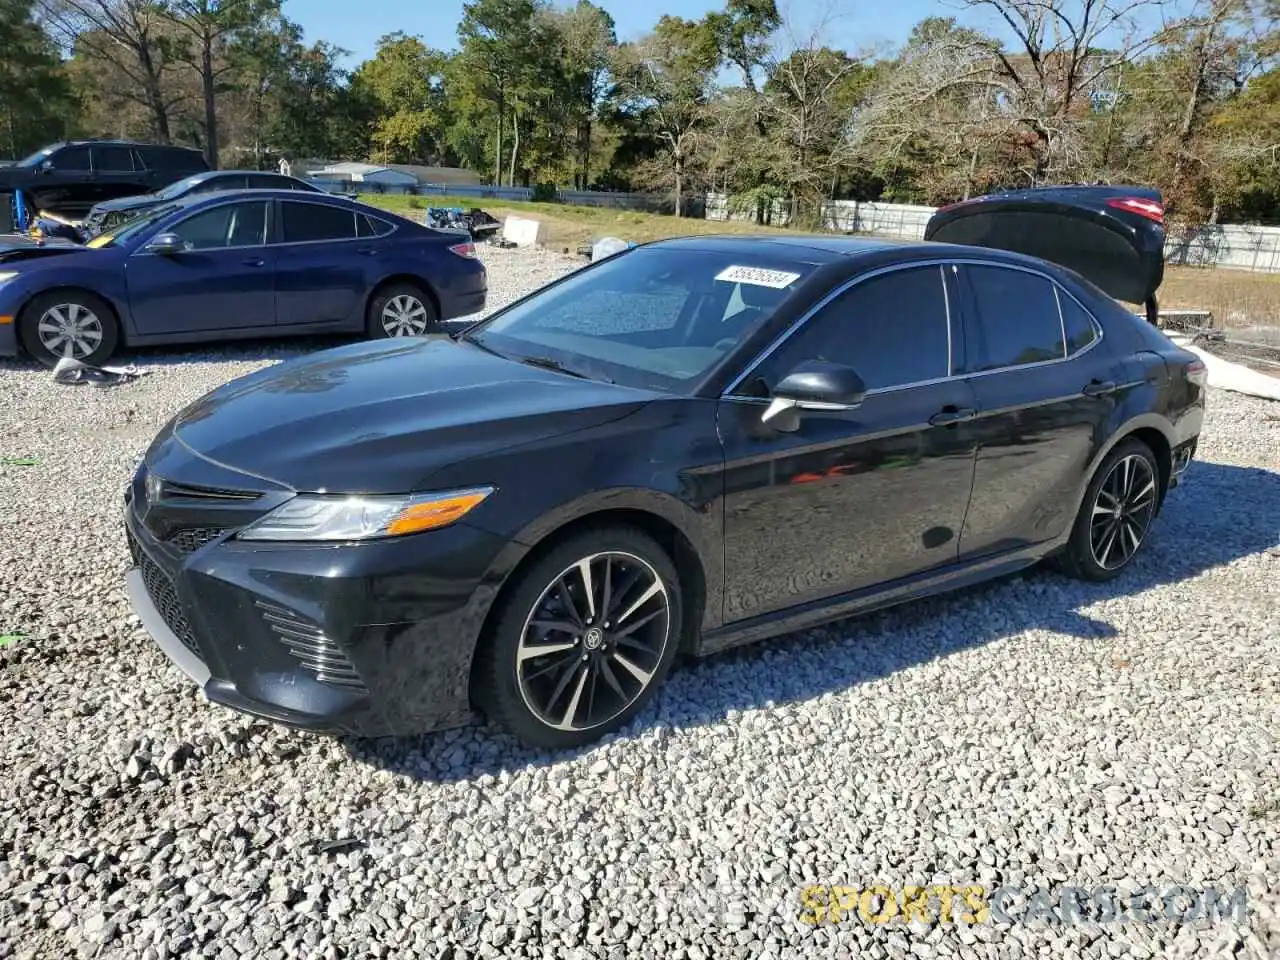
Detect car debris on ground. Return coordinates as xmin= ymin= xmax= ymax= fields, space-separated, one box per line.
xmin=424 ymin=206 xmax=502 ymax=242
xmin=50 ymin=357 xmax=147 ymax=388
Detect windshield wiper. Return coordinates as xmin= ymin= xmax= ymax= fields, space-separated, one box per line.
xmin=516 ymin=354 xmax=590 ymax=379
xmin=515 ymin=354 xmax=613 ymax=383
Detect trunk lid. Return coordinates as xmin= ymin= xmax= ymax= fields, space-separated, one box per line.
xmin=923 ymin=185 xmax=1165 ymax=306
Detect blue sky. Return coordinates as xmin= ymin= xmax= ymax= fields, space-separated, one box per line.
xmin=291 ymin=0 xmax=972 ymax=67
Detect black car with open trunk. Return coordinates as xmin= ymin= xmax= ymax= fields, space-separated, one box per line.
xmin=122 ymin=184 xmax=1205 ymax=749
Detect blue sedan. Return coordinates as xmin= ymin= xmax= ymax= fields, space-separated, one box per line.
xmin=0 ymin=189 xmax=487 ymax=366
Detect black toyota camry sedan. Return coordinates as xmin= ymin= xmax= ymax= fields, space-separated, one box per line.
xmin=124 ymin=185 xmax=1206 ymax=749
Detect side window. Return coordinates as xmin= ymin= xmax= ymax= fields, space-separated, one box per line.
xmin=168 ymin=201 xmax=268 ymax=250
xmin=763 ymin=265 xmax=951 ymax=392
xmin=281 ymin=202 xmax=358 ymax=243
xmin=965 ymin=265 xmax=1065 ymax=370
xmin=194 ymin=175 xmax=244 ymax=193
xmin=247 ymin=174 xmax=284 ymax=189
xmin=93 ymin=146 xmax=135 ymax=172
xmin=1057 ymin=287 xmax=1099 ymax=354
xmin=48 ymin=146 xmax=91 ymax=171
xmin=357 ymin=214 xmax=394 ymax=237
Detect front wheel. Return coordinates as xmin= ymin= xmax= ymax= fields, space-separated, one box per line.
xmin=1057 ymin=438 xmax=1162 ymax=581
xmin=19 ymin=290 xmax=120 ymax=368
xmin=474 ymin=527 xmax=683 ymax=749
xmin=366 ymin=283 xmax=439 ymax=339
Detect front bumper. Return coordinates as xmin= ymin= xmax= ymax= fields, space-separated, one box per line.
xmin=123 ymin=473 xmax=521 ymax=737
xmin=0 ymin=317 xmax=16 ymax=358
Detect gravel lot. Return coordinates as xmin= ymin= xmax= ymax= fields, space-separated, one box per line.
xmin=1 ymin=245 xmax=1278 ymax=960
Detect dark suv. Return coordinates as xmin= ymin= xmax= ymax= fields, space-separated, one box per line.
xmin=1 ymin=140 xmax=209 ymax=220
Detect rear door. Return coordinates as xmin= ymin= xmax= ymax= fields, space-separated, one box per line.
xmin=90 ymin=145 xmax=146 ymax=202
xmin=951 ymin=261 xmax=1127 ymax=560
xmin=271 ymin=199 xmax=374 ymax=326
xmin=126 ymin=199 xmax=277 ymax=335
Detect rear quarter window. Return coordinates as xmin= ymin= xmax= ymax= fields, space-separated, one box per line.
xmin=1057 ymin=288 xmax=1099 ymax=353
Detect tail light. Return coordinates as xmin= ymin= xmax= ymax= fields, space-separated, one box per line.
xmin=447 ymin=240 xmax=477 ymax=258
xmin=1185 ymin=357 xmax=1208 ymax=388
xmin=1106 ymin=197 xmax=1164 ymax=224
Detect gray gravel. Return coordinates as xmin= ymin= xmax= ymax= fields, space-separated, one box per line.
xmin=1 ymin=245 xmax=1278 ymax=959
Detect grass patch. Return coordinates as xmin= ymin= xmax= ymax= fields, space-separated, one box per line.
xmin=360 ymin=193 xmax=1280 ymax=327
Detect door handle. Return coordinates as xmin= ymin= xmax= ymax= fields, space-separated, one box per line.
xmin=929 ymin=406 xmax=976 ymax=426
xmin=1082 ymin=379 xmax=1118 ymax=398
xmin=241 ymin=257 xmax=265 ymax=267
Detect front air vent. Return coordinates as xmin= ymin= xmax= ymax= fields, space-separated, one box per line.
xmin=166 ymin=526 xmax=227 ymax=554
xmin=159 ymin=480 xmax=262 ymax=501
xmin=254 ymin=600 xmax=365 ymax=691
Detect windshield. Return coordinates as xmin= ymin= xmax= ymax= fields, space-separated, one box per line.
xmin=16 ymin=147 xmax=55 ymax=168
xmin=85 ymin=203 xmax=183 ymax=249
xmin=466 ymin=247 xmax=814 ymax=392
xmin=155 ymin=175 xmax=206 ymax=200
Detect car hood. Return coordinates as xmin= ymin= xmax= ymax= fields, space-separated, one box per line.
xmin=170 ymin=336 xmax=656 ymax=493
xmin=924 ymin=184 xmax=1166 ymax=305
xmin=90 ymin=194 xmax=158 ymax=215
xmin=0 ymin=234 xmax=91 ymax=263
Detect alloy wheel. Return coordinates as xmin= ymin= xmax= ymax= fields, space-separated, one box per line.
xmin=380 ymin=294 xmax=430 ymax=336
xmin=1089 ymin=454 xmax=1157 ymax=570
xmin=516 ymin=551 xmax=671 ymax=733
xmin=37 ymin=303 xmax=104 ymax=360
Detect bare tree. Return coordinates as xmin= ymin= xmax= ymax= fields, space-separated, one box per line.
xmin=39 ymin=0 xmax=180 ymax=141
xmin=958 ymin=0 xmax=1186 ymax=176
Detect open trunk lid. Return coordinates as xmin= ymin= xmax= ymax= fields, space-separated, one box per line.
xmin=923 ymin=185 xmax=1165 ymax=309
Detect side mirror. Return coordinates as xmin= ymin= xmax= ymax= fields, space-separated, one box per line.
xmin=762 ymin=360 xmax=867 ymax=429
xmin=38 ymin=160 xmax=54 ymax=175
xmin=146 ymin=233 xmax=186 ymax=256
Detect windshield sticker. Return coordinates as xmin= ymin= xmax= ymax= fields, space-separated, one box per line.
xmin=715 ymin=265 xmax=801 ymax=289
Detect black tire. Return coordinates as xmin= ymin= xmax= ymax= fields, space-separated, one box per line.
xmin=1056 ymin=438 xmax=1162 ymax=582
xmin=474 ymin=526 xmax=684 ymax=749
xmin=365 ymin=282 xmax=439 ymax=340
xmin=19 ymin=289 xmax=120 ymax=368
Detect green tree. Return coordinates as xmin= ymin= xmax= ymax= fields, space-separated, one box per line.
xmin=0 ymin=0 xmax=77 ymax=158
xmin=613 ymin=16 xmax=721 ymax=214
xmin=457 ymin=0 xmax=547 ymax=185
xmin=350 ymin=32 xmax=451 ymax=164
xmin=159 ymin=0 xmax=281 ymax=168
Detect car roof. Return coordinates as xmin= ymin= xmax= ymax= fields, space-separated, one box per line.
xmin=170 ymin=187 xmax=352 ymax=206
xmin=642 ymin=232 xmax=1066 ymax=274
xmin=188 ymin=170 xmax=297 ymax=179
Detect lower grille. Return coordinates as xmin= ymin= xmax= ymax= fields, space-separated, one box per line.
xmin=255 ymin=601 xmax=365 ymax=691
xmin=167 ymin=526 xmax=226 ymax=554
xmin=129 ymin=528 xmax=202 ymax=658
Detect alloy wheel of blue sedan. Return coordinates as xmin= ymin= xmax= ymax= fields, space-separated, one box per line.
xmin=380 ymin=294 xmax=432 ymax=336
xmin=38 ymin=302 xmax=104 ymax=360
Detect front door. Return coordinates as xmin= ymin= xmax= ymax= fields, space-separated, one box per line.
xmin=125 ymin=199 xmax=277 ymax=336
xmin=717 ymin=263 xmax=980 ymax=624
xmin=952 ymin=262 xmax=1130 ymax=558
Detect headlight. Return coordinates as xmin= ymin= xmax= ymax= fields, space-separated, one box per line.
xmin=236 ymin=486 xmax=494 ymax=542
xmin=0 ymin=271 xmax=20 ymax=284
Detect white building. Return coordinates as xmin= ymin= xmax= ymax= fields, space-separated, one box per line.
xmin=312 ymin=162 xmax=419 ymax=187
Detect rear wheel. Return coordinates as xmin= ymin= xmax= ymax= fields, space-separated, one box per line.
xmin=19 ymin=290 xmax=120 ymax=368
xmin=365 ymin=282 xmax=438 ymax=339
xmin=474 ymin=527 xmax=683 ymax=749
xmin=1057 ymin=438 xmax=1161 ymax=581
